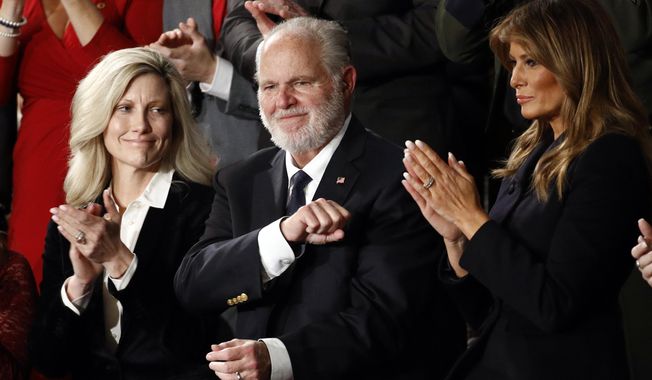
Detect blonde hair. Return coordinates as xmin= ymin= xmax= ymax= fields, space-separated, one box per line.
xmin=65 ymin=47 xmax=214 ymax=206
xmin=490 ymin=0 xmax=652 ymax=200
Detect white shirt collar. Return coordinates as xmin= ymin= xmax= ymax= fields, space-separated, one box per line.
xmin=110 ymin=168 xmax=175 ymax=212
xmin=139 ymin=168 xmax=174 ymax=209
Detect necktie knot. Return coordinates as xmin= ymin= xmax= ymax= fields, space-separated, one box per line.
xmin=287 ymin=170 xmax=312 ymax=215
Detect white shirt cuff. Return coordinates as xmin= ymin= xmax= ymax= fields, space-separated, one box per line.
xmin=199 ymin=56 xmax=234 ymax=101
xmin=61 ymin=277 xmax=94 ymax=315
xmin=260 ymin=338 xmax=293 ymax=380
xmin=108 ymin=252 xmax=138 ymax=291
xmin=258 ymin=218 xmax=295 ymax=283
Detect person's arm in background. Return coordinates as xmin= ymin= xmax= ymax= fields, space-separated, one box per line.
xmin=0 ymin=0 xmax=24 ymax=103
xmin=0 ymin=0 xmax=22 ymax=231
xmin=598 ymin=0 xmax=652 ymax=118
xmin=150 ymin=17 xmax=259 ymax=120
xmin=0 ymin=0 xmax=23 ymax=57
xmin=221 ymin=0 xmax=444 ymax=82
xmin=597 ymin=0 xmax=652 ymax=55
xmin=435 ymin=0 xmax=516 ymax=64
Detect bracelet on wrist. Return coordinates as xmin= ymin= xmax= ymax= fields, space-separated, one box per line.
xmin=0 ymin=16 xmax=27 ymax=29
xmin=0 ymin=29 xmax=20 ymax=38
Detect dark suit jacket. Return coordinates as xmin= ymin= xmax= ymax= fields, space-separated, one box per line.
xmin=175 ymin=119 xmax=465 ymax=379
xmin=29 ymin=178 xmax=221 ymax=380
xmin=441 ymin=131 xmax=651 ymax=380
xmin=220 ymin=0 xmax=489 ymax=162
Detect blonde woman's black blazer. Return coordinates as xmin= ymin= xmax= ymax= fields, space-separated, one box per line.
xmin=30 ymin=178 xmax=219 ymax=380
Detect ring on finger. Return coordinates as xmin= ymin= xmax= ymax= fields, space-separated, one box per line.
xmin=636 ymin=260 xmax=642 ymax=270
xmin=236 ymin=371 xmax=242 ymax=380
xmin=103 ymin=214 xmax=112 ymax=222
xmin=422 ymin=176 xmax=435 ymax=190
xmin=75 ymin=230 xmax=86 ymax=245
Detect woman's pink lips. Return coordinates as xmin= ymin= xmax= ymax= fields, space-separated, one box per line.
xmin=516 ymin=95 xmax=533 ymax=105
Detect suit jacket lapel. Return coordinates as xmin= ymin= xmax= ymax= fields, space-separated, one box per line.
xmin=313 ymin=117 xmax=365 ymax=205
xmin=132 ymin=178 xmax=187 ymax=267
xmin=251 ymin=149 xmax=287 ymax=227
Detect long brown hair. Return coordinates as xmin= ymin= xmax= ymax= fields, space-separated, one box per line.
xmin=491 ymin=0 xmax=652 ymax=200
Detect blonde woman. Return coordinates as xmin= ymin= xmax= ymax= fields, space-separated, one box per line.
xmin=402 ymin=0 xmax=652 ymax=379
xmin=30 ymin=47 xmax=219 ymax=380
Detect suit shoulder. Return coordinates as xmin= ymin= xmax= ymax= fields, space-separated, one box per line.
xmin=364 ymin=128 xmax=403 ymax=154
xmin=579 ymin=132 xmax=645 ymax=166
xmin=218 ymin=146 xmax=281 ymax=180
xmin=587 ymin=132 xmax=640 ymax=152
xmin=187 ymin=181 xmax=215 ymax=201
xmin=570 ymin=132 xmax=649 ymax=185
xmin=361 ymin=129 xmax=405 ymax=168
xmin=170 ymin=179 xmax=214 ymax=207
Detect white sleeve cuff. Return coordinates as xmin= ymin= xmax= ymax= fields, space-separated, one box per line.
xmin=199 ymin=56 xmax=234 ymax=101
xmin=61 ymin=277 xmax=93 ymax=315
xmin=260 ymin=338 xmax=293 ymax=380
xmin=258 ymin=218 xmax=295 ymax=283
xmin=108 ymin=253 xmax=138 ymax=291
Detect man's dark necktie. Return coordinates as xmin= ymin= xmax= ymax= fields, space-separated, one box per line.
xmin=286 ymin=170 xmax=312 ymax=215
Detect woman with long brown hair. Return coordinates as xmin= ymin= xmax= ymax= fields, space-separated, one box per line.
xmin=402 ymin=0 xmax=652 ymax=378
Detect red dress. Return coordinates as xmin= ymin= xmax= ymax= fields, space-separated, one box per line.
xmin=0 ymin=0 xmax=163 ymax=284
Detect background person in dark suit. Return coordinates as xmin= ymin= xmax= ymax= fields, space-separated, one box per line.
xmin=29 ymin=48 xmax=221 ymax=380
xmin=402 ymin=1 xmax=652 ymax=379
xmin=174 ymin=17 xmax=464 ymax=380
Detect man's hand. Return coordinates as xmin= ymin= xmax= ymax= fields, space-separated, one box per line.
xmin=244 ymin=0 xmax=309 ymax=37
xmin=149 ymin=17 xmax=217 ymax=84
xmin=207 ymin=339 xmax=271 ymax=380
xmin=280 ymin=198 xmax=350 ymax=244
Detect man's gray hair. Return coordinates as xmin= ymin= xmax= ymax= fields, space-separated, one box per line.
xmin=255 ymin=17 xmax=351 ymax=81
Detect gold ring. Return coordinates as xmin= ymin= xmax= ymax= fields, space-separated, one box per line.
xmin=422 ymin=176 xmax=434 ymax=189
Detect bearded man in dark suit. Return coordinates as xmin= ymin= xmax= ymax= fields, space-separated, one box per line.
xmin=175 ymin=17 xmax=464 ymax=380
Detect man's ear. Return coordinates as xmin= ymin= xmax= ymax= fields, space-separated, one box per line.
xmin=341 ymin=65 xmax=356 ymax=96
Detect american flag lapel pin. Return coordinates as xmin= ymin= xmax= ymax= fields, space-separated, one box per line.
xmin=336 ymin=177 xmax=346 ymax=184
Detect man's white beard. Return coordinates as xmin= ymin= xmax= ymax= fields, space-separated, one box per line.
xmin=260 ymin=87 xmax=345 ymax=154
